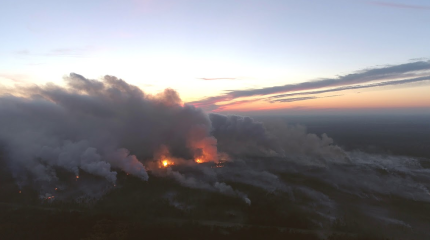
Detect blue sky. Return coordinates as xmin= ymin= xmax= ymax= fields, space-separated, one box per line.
xmin=1 ymin=0 xmax=430 ymax=110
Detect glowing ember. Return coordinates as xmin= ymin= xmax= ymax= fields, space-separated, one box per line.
xmin=211 ymin=161 xmax=225 ymax=168
xmin=76 ymin=175 xmax=79 ymax=179
xmin=46 ymin=196 xmax=54 ymax=200
xmin=19 ymin=191 xmax=21 ymax=194
xmin=55 ymin=188 xmax=58 ymax=191
xmin=160 ymin=159 xmax=174 ymax=168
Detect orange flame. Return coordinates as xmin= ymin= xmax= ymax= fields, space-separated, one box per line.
xmin=155 ymin=145 xmax=175 ymax=168
xmin=160 ymin=159 xmax=175 ymax=168
xmin=76 ymin=175 xmax=79 ymax=179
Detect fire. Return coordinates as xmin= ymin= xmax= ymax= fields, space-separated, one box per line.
xmin=196 ymin=159 xmax=202 ymax=163
xmin=55 ymin=188 xmax=58 ymax=191
xmin=19 ymin=191 xmax=21 ymax=194
xmin=76 ymin=175 xmax=79 ymax=179
xmin=211 ymin=161 xmax=225 ymax=168
xmin=160 ymin=159 xmax=174 ymax=168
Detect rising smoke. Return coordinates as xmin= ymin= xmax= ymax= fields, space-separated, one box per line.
xmin=1 ymin=73 xmax=430 ymax=234
xmin=0 ymin=73 xmax=218 ymax=197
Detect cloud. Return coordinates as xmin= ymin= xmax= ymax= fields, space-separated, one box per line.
xmin=270 ymin=95 xmax=342 ymax=103
xmin=368 ymin=1 xmax=430 ymax=10
xmin=190 ymin=60 xmax=430 ymax=111
xmin=208 ymin=99 xmax=260 ymax=112
xmin=268 ymin=76 xmax=430 ymax=100
xmin=0 ymin=73 xmax=30 ymax=83
xmin=45 ymin=46 xmax=96 ymax=57
xmin=14 ymin=50 xmax=30 ymax=55
xmin=197 ymin=78 xmax=238 ymax=81
xmin=274 ymin=96 xmax=318 ymax=102
xmin=11 ymin=46 xmax=97 ymax=58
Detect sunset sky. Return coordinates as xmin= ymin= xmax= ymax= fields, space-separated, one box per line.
xmin=1 ymin=0 xmax=430 ymax=114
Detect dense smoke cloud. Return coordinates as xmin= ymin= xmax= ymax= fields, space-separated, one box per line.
xmin=1 ymin=73 xmax=429 ymax=231
xmin=209 ymin=114 xmax=348 ymax=161
xmin=0 ymin=73 xmax=218 ymax=197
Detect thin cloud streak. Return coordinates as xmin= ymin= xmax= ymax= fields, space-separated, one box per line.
xmin=209 ymin=95 xmax=342 ymax=112
xmin=206 ymin=74 xmax=430 ymax=111
xmin=0 ymin=73 xmax=30 ymax=83
xmin=268 ymin=76 xmax=430 ymax=100
xmin=11 ymin=46 xmax=97 ymax=58
xmin=211 ymin=99 xmax=259 ymax=112
xmin=213 ymin=75 xmax=430 ymax=111
xmin=223 ymin=61 xmax=430 ymax=99
xmin=190 ymin=60 xmax=430 ymax=111
xmin=368 ymin=1 xmax=430 ymax=10
xmin=197 ymin=78 xmax=237 ymax=81
xmin=270 ymin=95 xmax=342 ymax=103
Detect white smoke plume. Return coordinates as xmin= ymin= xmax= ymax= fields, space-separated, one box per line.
xmin=0 ymin=73 xmax=217 ymax=197
xmin=1 ymin=72 xmax=429 ymax=233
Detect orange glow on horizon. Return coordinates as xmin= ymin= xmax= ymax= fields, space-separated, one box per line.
xmin=211 ymin=85 xmax=430 ymax=112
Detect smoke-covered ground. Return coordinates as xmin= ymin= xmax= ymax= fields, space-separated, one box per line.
xmin=1 ymin=74 xmax=429 ymax=240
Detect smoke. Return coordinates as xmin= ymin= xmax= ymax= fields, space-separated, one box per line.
xmin=208 ymin=114 xmax=282 ymax=157
xmin=1 ymin=73 xmax=430 ymax=235
xmin=209 ymin=114 xmax=348 ymax=162
xmin=0 ymin=73 xmax=218 ymax=198
xmin=166 ymin=168 xmax=251 ymax=204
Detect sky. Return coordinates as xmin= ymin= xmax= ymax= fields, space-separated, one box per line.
xmin=1 ymin=0 xmax=430 ymax=114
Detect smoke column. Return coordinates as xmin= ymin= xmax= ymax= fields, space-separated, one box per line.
xmin=0 ymin=73 xmax=218 ymax=197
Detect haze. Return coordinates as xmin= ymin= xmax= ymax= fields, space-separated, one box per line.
xmin=1 ymin=1 xmax=430 ymax=240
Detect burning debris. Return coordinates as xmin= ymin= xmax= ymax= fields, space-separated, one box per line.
xmin=211 ymin=161 xmax=225 ymax=168
xmin=40 ymin=193 xmax=55 ymax=201
xmin=161 ymin=160 xmax=174 ymax=168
